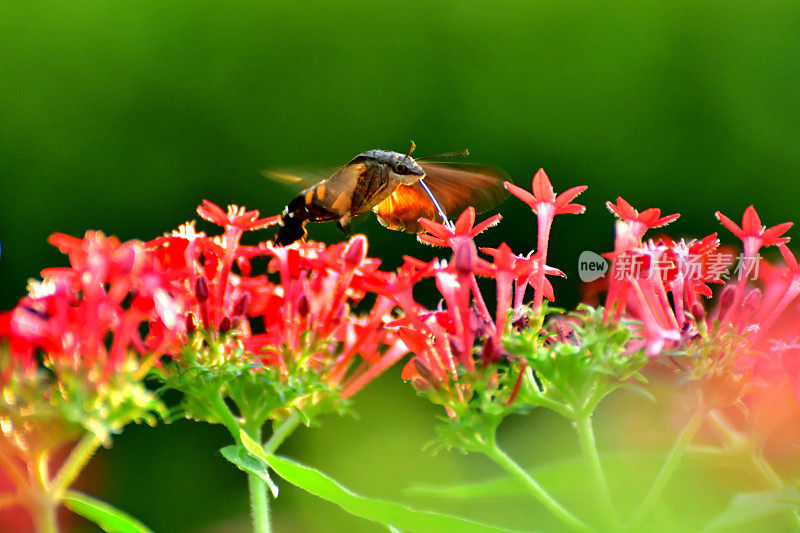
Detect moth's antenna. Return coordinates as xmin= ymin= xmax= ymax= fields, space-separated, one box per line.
xmin=417 ymin=179 xmax=454 ymax=229
xmin=406 ymin=140 xmax=416 ymax=157
xmin=415 ymin=148 xmax=469 ymax=161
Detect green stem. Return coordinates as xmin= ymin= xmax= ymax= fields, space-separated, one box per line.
xmin=208 ymin=393 xmax=272 ymax=533
xmin=575 ymin=414 xmax=619 ymax=529
xmin=50 ymin=434 xmax=102 ymax=500
xmin=707 ymin=410 xmax=800 ymax=530
xmin=263 ymin=412 xmax=302 ymax=454
xmin=32 ymin=449 xmax=57 ymax=533
xmin=749 ymin=452 xmax=800 ymax=531
xmin=209 ymin=393 xmax=244 ymax=445
xmin=246 ymin=411 xmax=303 ymax=533
xmin=484 ymin=442 xmax=594 ymax=532
xmin=629 ymin=404 xmax=706 ymax=529
xmin=707 ymin=410 xmax=744 ymax=449
xmin=246 ymin=426 xmax=270 ymax=533
xmin=750 ymin=453 xmax=783 ymax=488
xmin=248 ymin=471 xmax=270 ymax=533
xmin=33 ymin=499 xmax=58 ymax=533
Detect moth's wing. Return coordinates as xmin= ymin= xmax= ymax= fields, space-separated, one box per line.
xmin=372 ymin=163 xmax=509 ymax=233
xmin=313 ymin=163 xmax=366 ymax=216
xmin=372 ymin=184 xmax=436 ymax=233
xmin=260 ymin=169 xmax=334 ymax=190
xmin=419 ymin=163 xmax=509 ymax=216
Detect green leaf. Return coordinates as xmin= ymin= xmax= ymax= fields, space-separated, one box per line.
xmin=264 ymin=454 xmax=514 ymax=533
xmin=63 ymin=491 xmax=153 ymax=533
xmin=239 ymin=429 xmax=266 ymax=459
xmin=220 ymin=444 xmax=280 ymax=497
xmin=704 ymin=486 xmax=800 ymax=531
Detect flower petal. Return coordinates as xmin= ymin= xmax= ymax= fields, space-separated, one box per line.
xmin=762 ymin=221 xmax=793 ymax=246
xmin=197 ymin=200 xmax=229 ymax=226
xmin=505 ymin=181 xmax=537 ymax=209
xmin=532 ymin=169 xmax=556 ymax=203
xmin=471 ymin=213 xmax=503 ymax=236
xmin=741 ymin=205 xmax=762 ymax=235
xmin=555 ymin=185 xmax=588 ymax=209
xmin=779 ymin=244 xmax=800 ymax=271
xmin=454 ymin=207 xmax=476 ymax=235
xmin=715 ymin=211 xmax=744 ymax=239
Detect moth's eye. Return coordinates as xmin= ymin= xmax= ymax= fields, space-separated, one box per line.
xmin=394 ymin=163 xmax=407 ymax=174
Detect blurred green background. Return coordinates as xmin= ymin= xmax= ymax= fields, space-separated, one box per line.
xmin=2 ymin=1 xmax=800 ymax=531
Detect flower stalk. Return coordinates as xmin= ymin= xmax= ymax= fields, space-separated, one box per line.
xmin=574 ymin=414 xmax=619 ymax=530
xmin=482 ymin=441 xmax=594 ymax=532
xmin=628 ymin=402 xmax=707 ymax=529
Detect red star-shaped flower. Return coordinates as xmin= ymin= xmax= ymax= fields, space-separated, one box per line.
xmin=505 ymin=168 xmax=587 ymax=215
xmin=715 ymin=205 xmax=792 ymax=254
xmin=417 ymin=206 xmax=501 ymax=248
xmin=197 ymin=200 xmax=280 ymax=231
xmin=606 ymin=197 xmax=680 ymax=229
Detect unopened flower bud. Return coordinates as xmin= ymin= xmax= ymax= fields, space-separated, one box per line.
xmin=344 ymin=235 xmax=367 ymax=266
xmin=297 ymin=295 xmax=310 ymax=317
xmin=449 ymin=337 xmax=463 ymax=359
xmin=195 ymin=276 xmax=209 ymax=303
xmin=718 ymin=285 xmax=735 ymax=312
xmin=233 ymin=293 xmax=250 ymax=316
xmin=332 ymin=303 xmax=346 ymax=323
xmin=482 ymin=338 xmax=502 ymax=364
xmin=186 ymin=312 xmax=198 ymax=334
xmin=742 ymin=288 xmax=762 ymax=314
xmin=413 ymin=359 xmax=441 ymax=390
xmin=690 ymin=302 xmax=706 ymax=320
xmin=218 ymin=316 xmax=232 ymax=334
xmin=453 ymin=238 xmax=477 ymax=274
xmin=115 ymin=244 xmax=137 ymax=275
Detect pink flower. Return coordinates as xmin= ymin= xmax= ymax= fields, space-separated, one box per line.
xmin=506 ymin=169 xmax=587 ymax=312
xmin=607 ymin=197 xmax=679 ymax=249
xmin=197 ymin=200 xmax=280 ymax=232
xmin=716 ymin=206 xmax=793 ymax=326
xmin=604 ymin=199 xmax=680 ymax=322
xmin=4 ymin=231 xmax=181 ymax=381
xmin=417 ymin=207 xmax=501 ymax=248
xmin=658 ymin=234 xmax=725 ymax=327
xmin=505 ymin=168 xmax=587 ymax=216
xmin=715 ymin=206 xmax=792 ymax=257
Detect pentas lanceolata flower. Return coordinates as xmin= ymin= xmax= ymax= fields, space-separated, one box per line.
xmin=391 ymin=180 xmax=800 ymax=531
xmin=389 ymin=172 xmax=636 ymax=531
xmin=4 ymin=181 xmax=800 ymax=532
xmin=148 ymin=202 xmax=407 ymax=429
xmin=144 ymin=201 xmax=416 ymax=532
xmin=590 ymin=200 xmax=800 ymax=529
xmin=0 ymin=231 xmax=180 ymax=533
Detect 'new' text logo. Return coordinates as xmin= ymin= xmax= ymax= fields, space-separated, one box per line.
xmin=578 ymin=251 xmax=608 ymax=282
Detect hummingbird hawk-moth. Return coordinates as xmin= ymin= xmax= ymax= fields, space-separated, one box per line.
xmin=271 ymin=145 xmax=508 ymax=246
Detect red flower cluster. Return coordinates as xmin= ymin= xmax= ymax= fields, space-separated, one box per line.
xmin=1 ymin=231 xmax=181 ymax=383
xmin=601 ymin=202 xmax=798 ymax=356
xmin=146 ymin=201 xmax=407 ymax=399
xmin=600 ymin=200 xmax=800 ymax=422
xmin=393 ymin=171 xmax=584 ymax=409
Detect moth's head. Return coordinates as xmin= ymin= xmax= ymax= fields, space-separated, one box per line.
xmin=348 ymin=149 xmax=425 ymax=184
